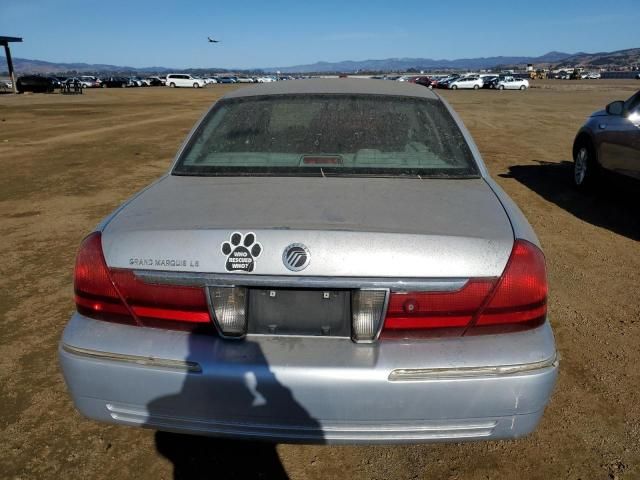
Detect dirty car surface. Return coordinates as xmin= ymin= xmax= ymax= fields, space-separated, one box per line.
xmin=59 ymin=79 xmax=558 ymax=444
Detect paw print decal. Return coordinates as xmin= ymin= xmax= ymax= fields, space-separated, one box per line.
xmin=221 ymin=232 xmax=262 ymax=273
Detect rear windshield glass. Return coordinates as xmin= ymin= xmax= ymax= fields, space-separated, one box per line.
xmin=173 ymin=94 xmax=478 ymax=178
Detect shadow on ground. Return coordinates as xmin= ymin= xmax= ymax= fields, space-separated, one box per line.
xmin=155 ymin=432 xmax=289 ymax=480
xmin=501 ymin=160 xmax=640 ymax=241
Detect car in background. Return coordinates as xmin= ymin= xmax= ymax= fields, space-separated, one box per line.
xmin=0 ymin=79 xmax=12 ymax=90
xmin=146 ymin=77 xmax=165 ymax=86
xmin=582 ymin=72 xmax=601 ymax=80
xmin=101 ymin=77 xmax=129 ymax=88
xmin=166 ymin=74 xmax=206 ymax=88
xmin=408 ymin=76 xmax=432 ymax=88
xmin=64 ymin=76 xmax=97 ymax=88
xmin=449 ymin=76 xmax=484 ymax=90
xmin=48 ymin=77 xmax=62 ymax=89
xmin=572 ymin=89 xmax=640 ymax=188
xmin=217 ymin=76 xmax=238 ymax=84
xmin=79 ymin=76 xmax=100 ymax=87
xmin=203 ymin=77 xmax=218 ymax=85
xmin=636 ymin=73 xmax=640 ymax=80
xmin=236 ymin=76 xmax=255 ymax=83
xmin=59 ymin=78 xmax=557 ymax=445
xmin=257 ymin=76 xmax=276 ymax=83
xmin=16 ymin=75 xmax=56 ymax=93
xmin=436 ymin=75 xmax=460 ymax=89
xmin=497 ymin=77 xmax=529 ymax=90
xmin=481 ymin=76 xmax=500 ymax=89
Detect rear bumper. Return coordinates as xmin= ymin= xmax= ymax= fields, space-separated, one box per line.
xmin=59 ymin=314 xmax=558 ymax=444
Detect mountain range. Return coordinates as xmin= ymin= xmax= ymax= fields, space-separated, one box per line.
xmin=267 ymin=51 xmax=574 ymax=73
xmin=1 ymin=48 xmax=638 ymax=75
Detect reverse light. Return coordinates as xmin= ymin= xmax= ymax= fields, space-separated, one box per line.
xmin=351 ymin=289 xmax=388 ymax=342
xmin=208 ymin=286 xmax=248 ymax=337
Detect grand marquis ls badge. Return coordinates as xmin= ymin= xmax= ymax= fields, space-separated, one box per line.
xmin=282 ymin=243 xmax=310 ymax=272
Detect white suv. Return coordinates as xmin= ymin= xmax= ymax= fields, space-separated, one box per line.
xmin=166 ymin=74 xmax=206 ymax=88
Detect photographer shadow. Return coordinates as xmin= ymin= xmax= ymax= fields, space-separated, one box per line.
xmin=146 ymin=328 xmax=322 ymax=480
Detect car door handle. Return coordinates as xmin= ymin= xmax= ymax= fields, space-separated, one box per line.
xmin=598 ymin=124 xmax=607 ymax=130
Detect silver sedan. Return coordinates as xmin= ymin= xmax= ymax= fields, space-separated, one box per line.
xmin=60 ymin=79 xmax=558 ymax=444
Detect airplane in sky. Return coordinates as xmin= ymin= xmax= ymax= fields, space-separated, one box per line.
xmin=208 ymin=37 xmax=220 ymax=43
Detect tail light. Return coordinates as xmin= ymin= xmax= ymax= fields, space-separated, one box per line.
xmin=74 ymin=232 xmax=213 ymax=332
xmin=381 ymin=240 xmax=547 ymax=337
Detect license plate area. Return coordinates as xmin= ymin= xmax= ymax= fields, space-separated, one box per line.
xmin=247 ymin=288 xmax=351 ymax=337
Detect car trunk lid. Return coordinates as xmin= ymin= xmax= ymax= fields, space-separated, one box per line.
xmin=101 ymin=175 xmax=514 ymax=278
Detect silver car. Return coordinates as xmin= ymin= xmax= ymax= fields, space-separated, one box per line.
xmin=60 ymin=79 xmax=558 ymax=444
xmin=573 ymin=89 xmax=640 ymax=187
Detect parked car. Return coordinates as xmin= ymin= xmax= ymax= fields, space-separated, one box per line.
xmin=101 ymin=77 xmax=129 ymax=88
xmin=146 ymin=77 xmax=165 ymax=86
xmin=217 ymin=76 xmax=237 ymax=84
xmin=166 ymin=73 xmax=206 ymax=88
xmin=236 ymin=76 xmax=255 ymax=83
xmin=203 ymin=77 xmax=218 ymax=85
xmin=79 ymin=75 xmax=100 ymax=87
xmin=257 ymin=76 xmax=276 ymax=83
xmin=16 ymin=75 xmax=56 ymax=93
xmin=481 ymin=76 xmax=500 ymax=89
xmin=48 ymin=77 xmax=62 ymax=89
xmin=497 ymin=77 xmax=529 ymax=90
xmin=64 ymin=76 xmax=97 ymax=88
xmin=572 ymin=90 xmax=640 ymax=188
xmin=436 ymin=75 xmax=460 ymax=89
xmin=449 ymin=76 xmax=484 ymax=90
xmin=408 ymin=76 xmax=432 ymax=88
xmin=60 ymin=78 xmax=557 ymax=444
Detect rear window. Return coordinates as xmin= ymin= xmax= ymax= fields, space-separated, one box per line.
xmin=173 ymin=94 xmax=479 ymax=178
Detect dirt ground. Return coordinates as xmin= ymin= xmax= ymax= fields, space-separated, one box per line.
xmin=1 ymin=79 xmax=639 ymax=480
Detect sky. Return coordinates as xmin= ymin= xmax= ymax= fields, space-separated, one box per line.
xmin=1 ymin=0 xmax=639 ymax=69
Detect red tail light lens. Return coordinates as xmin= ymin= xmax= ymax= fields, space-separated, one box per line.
xmin=74 ymin=233 xmax=133 ymax=323
xmin=381 ymin=239 xmax=547 ymax=337
xmin=474 ymin=239 xmax=547 ymax=327
xmin=110 ymin=270 xmax=212 ymax=329
xmin=74 ymin=232 xmax=212 ymax=331
xmin=384 ymin=280 xmax=495 ymax=331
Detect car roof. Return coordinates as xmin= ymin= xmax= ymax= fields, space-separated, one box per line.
xmin=223 ymin=78 xmax=440 ymax=100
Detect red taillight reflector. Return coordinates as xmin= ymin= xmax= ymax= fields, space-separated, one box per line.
xmin=74 ymin=233 xmax=134 ymax=324
xmin=73 ymin=232 xmax=212 ymax=330
xmin=109 ymin=269 xmax=211 ymax=325
xmin=474 ymin=240 xmax=547 ymax=326
xmin=381 ymin=239 xmax=548 ymax=336
xmin=384 ymin=280 xmax=495 ymax=330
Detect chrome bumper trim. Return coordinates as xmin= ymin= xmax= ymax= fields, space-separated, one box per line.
xmin=388 ymin=353 xmax=558 ymax=381
xmin=135 ymin=271 xmax=469 ymax=292
xmin=61 ymin=343 xmax=202 ymax=373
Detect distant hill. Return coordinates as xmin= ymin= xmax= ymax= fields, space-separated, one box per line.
xmin=266 ymin=51 xmax=573 ymax=73
xmin=555 ymin=48 xmax=640 ymax=68
xmin=0 ymin=57 xmax=176 ymax=74
xmin=1 ymin=47 xmax=638 ymax=75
